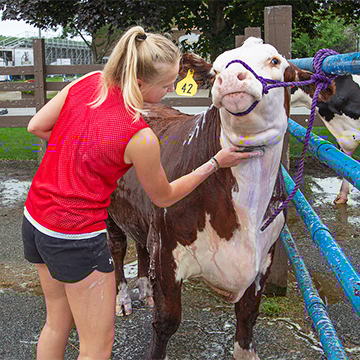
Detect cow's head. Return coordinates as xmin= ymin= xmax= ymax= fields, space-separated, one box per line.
xmin=179 ymin=37 xmax=335 ymax=149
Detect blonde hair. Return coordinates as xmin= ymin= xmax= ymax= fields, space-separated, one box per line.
xmin=92 ymin=26 xmax=180 ymax=121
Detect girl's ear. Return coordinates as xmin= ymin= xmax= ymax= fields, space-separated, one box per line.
xmin=137 ymin=79 xmax=142 ymax=88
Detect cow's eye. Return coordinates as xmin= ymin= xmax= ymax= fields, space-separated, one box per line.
xmin=271 ymin=58 xmax=280 ymax=65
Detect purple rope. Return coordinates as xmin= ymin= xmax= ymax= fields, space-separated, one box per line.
xmin=225 ymin=49 xmax=339 ymax=231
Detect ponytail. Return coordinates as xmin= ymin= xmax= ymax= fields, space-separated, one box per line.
xmin=91 ymin=26 xmax=180 ymax=121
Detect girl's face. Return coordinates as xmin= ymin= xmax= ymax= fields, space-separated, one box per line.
xmin=139 ymin=63 xmax=179 ymax=103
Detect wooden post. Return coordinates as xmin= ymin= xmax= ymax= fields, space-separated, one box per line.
xmin=264 ymin=5 xmax=292 ymax=296
xmin=244 ymin=27 xmax=261 ymax=39
xmin=33 ymin=39 xmax=47 ymax=163
xmin=235 ymin=35 xmax=245 ymax=48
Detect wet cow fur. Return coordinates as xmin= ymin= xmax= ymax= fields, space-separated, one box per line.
xmin=107 ymin=38 xmax=335 ymax=360
xmin=291 ymin=74 xmax=360 ymax=204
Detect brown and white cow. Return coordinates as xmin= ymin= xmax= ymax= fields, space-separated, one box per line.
xmin=291 ymin=74 xmax=360 ymax=204
xmin=107 ymin=37 xmax=335 ymax=359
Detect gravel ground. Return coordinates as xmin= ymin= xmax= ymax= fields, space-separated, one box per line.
xmin=0 ymin=159 xmax=359 ymax=359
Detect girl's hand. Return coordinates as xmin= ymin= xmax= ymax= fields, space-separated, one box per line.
xmin=213 ymin=147 xmax=264 ymax=169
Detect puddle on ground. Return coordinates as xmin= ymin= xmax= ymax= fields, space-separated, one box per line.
xmin=300 ymin=176 xmax=360 ymax=207
xmin=0 ymin=263 xmax=42 ymax=296
xmin=309 ymin=271 xmax=345 ymax=306
xmin=0 ymin=179 xmax=31 ymax=206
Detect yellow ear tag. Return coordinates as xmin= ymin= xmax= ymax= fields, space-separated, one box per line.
xmin=175 ymin=69 xmax=198 ymax=97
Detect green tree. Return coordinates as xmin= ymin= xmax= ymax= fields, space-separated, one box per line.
xmin=292 ymin=15 xmax=358 ymax=58
xmin=169 ymin=0 xmax=331 ymax=60
xmin=1 ymin=0 xmax=360 ymax=62
xmin=171 ymin=0 xmax=360 ymax=60
xmin=0 ymin=0 xmax=176 ymax=63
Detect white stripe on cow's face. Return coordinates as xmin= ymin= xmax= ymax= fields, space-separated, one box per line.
xmin=211 ymin=37 xmax=289 ymax=119
xmin=209 ymin=37 xmax=289 ymax=149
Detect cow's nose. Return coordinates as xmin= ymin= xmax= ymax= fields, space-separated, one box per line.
xmin=237 ymin=72 xmax=247 ymax=81
xmin=217 ymin=70 xmax=247 ymax=86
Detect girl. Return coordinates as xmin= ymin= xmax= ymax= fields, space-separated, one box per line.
xmin=23 ymin=26 xmax=260 ymax=359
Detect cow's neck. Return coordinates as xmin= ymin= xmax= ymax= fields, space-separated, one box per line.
xmin=219 ymin=120 xmax=285 ymax=233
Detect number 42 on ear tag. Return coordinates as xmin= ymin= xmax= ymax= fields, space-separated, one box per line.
xmin=176 ymin=69 xmax=198 ymax=97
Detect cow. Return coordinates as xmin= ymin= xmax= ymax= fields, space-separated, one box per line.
xmin=107 ymin=37 xmax=335 ymax=360
xmin=291 ymin=74 xmax=360 ymax=204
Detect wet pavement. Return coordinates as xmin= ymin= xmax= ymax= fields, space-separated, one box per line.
xmin=0 ymin=158 xmax=360 ymax=360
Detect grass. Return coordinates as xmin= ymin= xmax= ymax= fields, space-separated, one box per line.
xmin=0 ymin=127 xmax=38 ymax=160
xmin=290 ymin=127 xmax=360 ymax=160
xmin=1 ymin=126 xmax=358 ymax=161
xmin=12 ymin=76 xmax=65 ymax=83
xmin=259 ymin=281 xmax=307 ymax=322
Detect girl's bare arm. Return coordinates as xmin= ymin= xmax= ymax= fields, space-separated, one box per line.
xmin=124 ymin=127 xmax=261 ymax=208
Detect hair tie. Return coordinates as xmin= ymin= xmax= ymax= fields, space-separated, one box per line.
xmin=137 ymin=34 xmax=147 ymax=41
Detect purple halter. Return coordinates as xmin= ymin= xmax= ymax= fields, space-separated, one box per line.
xmin=224 ymin=49 xmax=339 ymax=231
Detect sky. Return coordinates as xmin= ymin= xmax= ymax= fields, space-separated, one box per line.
xmin=0 ymin=14 xmax=61 ymax=38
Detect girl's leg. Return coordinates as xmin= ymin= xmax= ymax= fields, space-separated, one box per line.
xmin=65 ymin=270 xmax=116 ymax=360
xmin=36 ymin=264 xmax=75 ymax=360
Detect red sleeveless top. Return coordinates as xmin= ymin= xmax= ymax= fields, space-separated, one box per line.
xmin=25 ymin=72 xmax=149 ymax=234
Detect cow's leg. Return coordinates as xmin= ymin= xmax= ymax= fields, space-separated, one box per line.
xmin=334 ymin=179 xmax=350 ymax=204
xmin=136 ymin=241 xmax=154 ymax=307
xmin=146 ymin=231 xmax=182 ymax=360
xmin=107 ymin=216 xmax=133 ymax=316
xmin=146 ymin=277 xmax=182 ymax=360
xmin=233 ymin=254 xmax=274 ymax=360
xmin=334 ymin=149 xmax=354 ymax=204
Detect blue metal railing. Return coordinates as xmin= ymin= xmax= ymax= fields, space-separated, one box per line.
xmin=290 ymin=52 xmax=360 ymax=75
xmin=281 ymin=118 xmax=360 ymax=358
xmin=280 ymin=52 xmax=360 ymax=358
xmin=280 ymin=224 xmax=348 ymax=360
xmin=281 ymin=165 xmax=360 ymax=317
xmin=287 ymin=118 xmax=360 ymax=191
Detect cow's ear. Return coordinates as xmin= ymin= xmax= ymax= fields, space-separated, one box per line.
xmin=178 ymin=53 xmax=215 ymax=89
xmin=285 ymin=62 xmax=336 ymax=102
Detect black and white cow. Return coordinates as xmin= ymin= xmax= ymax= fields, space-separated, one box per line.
xmin=107 ymin=37 xmax=335 ymax=359
xmin=291 ymin=74 xmax=360 ymax=204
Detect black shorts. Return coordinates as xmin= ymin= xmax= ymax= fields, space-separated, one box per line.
xmin=22 ymin=216 xmax=114 ymax=283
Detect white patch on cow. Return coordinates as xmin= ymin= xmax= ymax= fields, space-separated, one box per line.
xmin=323 ymin=117 xmax=360 ymax=154
xmin=163 ymin=207 xmax=167 ymax=222
xmin=124 ymin=260 xmax=138 ymax=278
xmin=233 ymin=341 xmax=260 ymax=360
xmin=173 ymin=215 xmax=257 ymax=301
xmin=172 ymin=203 xmax=284 ymax=303
xmin=116 ymin=282 xmax=133 ymax=316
